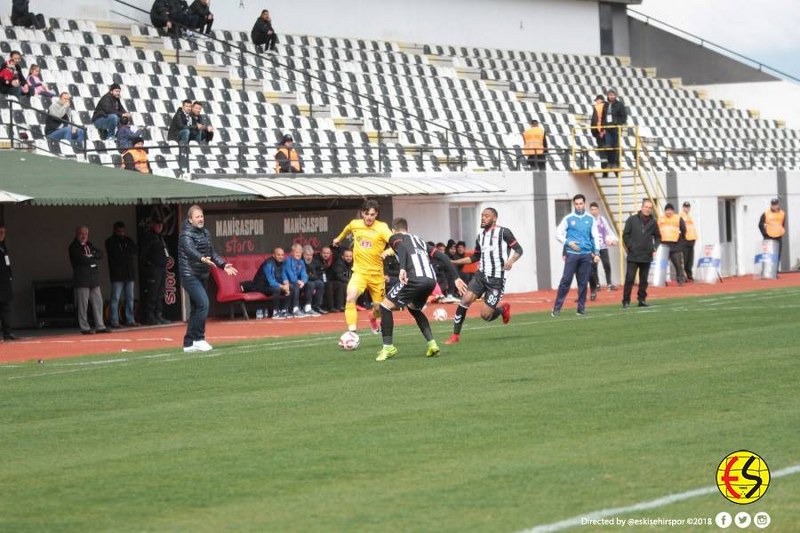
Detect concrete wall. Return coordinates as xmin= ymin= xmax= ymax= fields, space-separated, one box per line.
xmin=0 ymin=0 xmax=602 ymax=56
xmin=628 ymin=19 xmax=777 ymax=85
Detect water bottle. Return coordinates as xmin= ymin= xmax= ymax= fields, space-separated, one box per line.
xmin=256 ymin=308 xmax=264 ymax=320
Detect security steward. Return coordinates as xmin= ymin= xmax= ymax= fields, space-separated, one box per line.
xmin=759 ymin=198 xmax=786 ymax=270
xmin=275 ymin=134 xmax=303 ymax=173
xmin=680 ymin=201 xmax=697 ymax=281
xmin=657 ymin=203 xmax=687 ymax=285
xmin=522 ymin=119 xmax=547 ymax=171
xmin=121 ymin=137 xmax=152 ymax=174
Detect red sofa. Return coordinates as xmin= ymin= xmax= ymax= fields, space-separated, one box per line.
xmin=209 ymin=254 xmax=272 ymax=319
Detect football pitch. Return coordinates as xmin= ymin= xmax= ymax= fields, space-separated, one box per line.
xmin=2 ymin=288 xmax=799 ymax=532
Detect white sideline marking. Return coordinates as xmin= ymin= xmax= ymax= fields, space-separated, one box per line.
xmin=520 ymin=464 xmax=800 ymax=533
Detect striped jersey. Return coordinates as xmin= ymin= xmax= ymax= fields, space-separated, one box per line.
xmin=471 ymin=225 xmax=522 ymax=279
xmin=389 ymin=232 xmax=437 ymax=280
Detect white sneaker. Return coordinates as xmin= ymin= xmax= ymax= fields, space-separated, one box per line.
xmin=183 ymin=344 xmax=201 ymax=353
xmin=304 ymin=304 xmax=313 ymax=313
xmin=193 ymin=340 xmax=213 ymax=352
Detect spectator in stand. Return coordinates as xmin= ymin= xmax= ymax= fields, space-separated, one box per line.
xmin=522 ymin=118 xmax=548 ymax=171
xmin=121 ymin=137 xmax=152 ymax=174
xmin=251 ymin=9 xmax=278 ymax=54
xmin=189 ymin=0 xmax=214 ymax=35
xmin=302 ymin=245 xmax=327 ymax=315
xmin=45 ymin=91 xmax=85 ymax=150
xmin=0 ymin=51 xmax=29 ymax=97
xmin=116 ymin=115 xmax=148 ymax=150
xmin=589 ymin=94 xmax=606 ymax=169
xmin=167 ymin=99 xmax=193 ymax=144
xmin=168 ymin=0 xmax=199 ymax=38
xmin=327 ymin=247 xmax=352 ymax=313
xmin=91 ymin=83 xmax=128 ymax=141
xmin=252 ymin=247 xmax=292 ymax=319
xmin=284 ymin=243 xmax=313 ymax=317
xmin=69 ymin=225 xmax=111 ymax=335
xmin=150 ymin=0 xmax=176 ymax=37
xmin=190 ymin=101 xmax=214 ymax=144
xmin=140 ymin=214 xmax=171 ymax=325
xmin=0 ymin=226 xmax=18 ymax=341
xmin=11 ymin=0 xmax=45 ymax=29
xmin=602 ymin=88 xmax=627 ymax=173
xmin=105 ymin=221 xmax=139 ymax=328
xmin=26 ymin=65 xmax=55 ymax=97
xmin=275 ymin=134 xmax=302 ymax=173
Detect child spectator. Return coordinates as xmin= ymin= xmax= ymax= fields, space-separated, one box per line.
xmin=0 ymin=51 xmax=29 ymax=97
xmin=26 ymin=64 xmax=55 ymax=97
xmin=117 ymin=115 xmax=148 ymax=150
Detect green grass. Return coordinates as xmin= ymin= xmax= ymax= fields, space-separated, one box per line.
xmin=2 ymin=288 xmax=800 ymax=532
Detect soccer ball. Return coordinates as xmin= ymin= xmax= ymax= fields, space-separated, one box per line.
xmin=338 ymin=331 xmax=360 ymax=351
xmin=433 ymin=308 xmax=448 ymax=321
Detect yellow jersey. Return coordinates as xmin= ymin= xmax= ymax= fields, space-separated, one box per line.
xmin=335 ymin=219 xmax=393 ymax=275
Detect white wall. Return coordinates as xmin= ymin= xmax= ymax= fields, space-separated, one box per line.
xmin=690 ymin=80 xmax=800 ymax=130
xmin=0 ymin=0 xmax=601 ymax=56
xmin=786 ymin=170 xmax=800 ymax=270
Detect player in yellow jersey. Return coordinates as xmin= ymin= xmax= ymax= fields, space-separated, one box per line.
xmin=333 ymin=199 xmax=393 ymax=334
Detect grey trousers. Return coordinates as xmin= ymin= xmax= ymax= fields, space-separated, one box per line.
xmin=75 ymin=286 xmax=105 ymax=331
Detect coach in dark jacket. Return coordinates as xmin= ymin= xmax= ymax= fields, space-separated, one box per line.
xmin=621 ymin=199 xmax=661 ymax=308
xmin=0 ymin=226 xmax=17 ymax=340
xmin=178 ymin=205 xmax=237 ymax=352
xmin=69 ymin=225 xmax=110 ymax=334
xmin=602 ymin=88 xmax=627 ymax=169
xmin=91 ymin=84 xmax=128 ymax=140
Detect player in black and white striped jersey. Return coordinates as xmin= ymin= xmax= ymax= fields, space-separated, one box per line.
xmin=446 ymin=207 xmax=523 ymax=345
xmin=376 ymin=217 xmax=467 ymax=362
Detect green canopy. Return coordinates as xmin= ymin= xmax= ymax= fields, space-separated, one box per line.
xmin=0 ymin=151 xmax=258 ymax=206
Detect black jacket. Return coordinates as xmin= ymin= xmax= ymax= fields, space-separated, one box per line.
xmin=330 ymin=256 xmax=353 ymax=283
xmin=167 ymin=109 xmax=191 ymax=141
xmin=622 ymin=211 xmax=661 ymax=263
xmin=602 ymin=99 xmax=627 ymax=127
xmin=178 ymin=220 xmax=225 ymax=280
xmin=0 ymin=239 xmax=12 ymax=302
xmin=251 ymin=17 xmax=274 ymax=45
xmin=189 ymin=0 xmax=211 ymax=19
xmin=105 ymin=234 xmax=138 ymax=282
xmin=91 ymin=92 xmax=126 ymax=122
xmin=11 ymin=0 xmax=30 ymax=19
xmin=150 ymin=0 xmax=170 ymax=25
xmin=304 ymin=254 xmax=325 ymax=282
xmin=69 ymin=239 xmax=103 ymax=288
xmin=140 ymin=228 xmax=169 ymax=271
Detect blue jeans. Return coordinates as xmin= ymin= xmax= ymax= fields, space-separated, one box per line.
xmin=48 ymin=126 xmax=85 ymax=145
xmin=176 ymin=128 xmax=190 ymax=144
xmin=181 ymin=275 xmax=209 ymax=347
xmin=93 ymin=114 xmax=120 ymax=137
xmin=553 ymin=253 xmax=594 ymax=312
xmin=110 ymin=281 xmax=135 ymax=325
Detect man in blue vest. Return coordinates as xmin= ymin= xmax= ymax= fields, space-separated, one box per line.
xmin=552 ymin=194 xmax=601 ymax=317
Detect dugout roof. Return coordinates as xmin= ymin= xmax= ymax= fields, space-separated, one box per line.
xmin=191 ymin=175 xmax=505 ymax=199
xmin=0 ymin=151 xmax=258 ymax=206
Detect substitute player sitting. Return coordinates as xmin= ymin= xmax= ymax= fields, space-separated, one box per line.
xmin=446 ymin=207 xmax=523 ymax=344
xmin=333 ymin=199 xmax=393 ymax=334
xmin=376 ymin=217 xmax=467 ymax=362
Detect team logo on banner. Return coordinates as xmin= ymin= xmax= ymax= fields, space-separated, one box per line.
xmin=716 ymin=450 xmax=770 ymax=504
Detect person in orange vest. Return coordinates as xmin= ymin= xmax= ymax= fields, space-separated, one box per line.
xmin=759 ymin=198 xmax=786 ymax=270
xmin=521 ymin=118 xmax=548 ymax=171
xmin=680 ymin=201 xmax=697 ymax=281
xmin=275 ymin=134 xmax=303 ymax=173
xmin=658 ymin=203 xmax=687 ymax=285
xmin=121 ymin=137 xmax=152 ymax=174
xmin=589 ymin=94 xmax=606 ymax=169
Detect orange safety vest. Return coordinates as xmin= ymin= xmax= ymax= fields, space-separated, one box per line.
xmin=658 ymin=214 xmax=681 ymax=243
xmin=764 ymin=209 xmax=786 ymax=238
xmin=275 ymin=146 xmax=301 ymax=172
xmin=680 ymin=212 xmax=697 ymax=241
xmin=122 ymin=149 xmax=150 ymax=173
xmin=592 ymin=102 xmax=604 ymax=133
xmin=522 ymin=126 xmax=545 ymax=155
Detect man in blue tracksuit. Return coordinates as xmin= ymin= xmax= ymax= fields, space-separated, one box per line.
xmin=552 ymin=194 xmax=601 ymax=316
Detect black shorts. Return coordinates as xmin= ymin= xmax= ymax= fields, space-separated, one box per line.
xmin=386 ymin=277 xmax=436 ymax=309
xmin=467 ymin=271 xmax=505 ymax=309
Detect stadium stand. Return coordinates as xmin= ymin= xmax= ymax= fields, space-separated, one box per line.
xmin=1 ymin=14 xmax=799 ymax=180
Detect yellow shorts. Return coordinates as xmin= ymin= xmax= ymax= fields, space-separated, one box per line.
xmin=348 ymin=271 xmax=385 ymax=304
